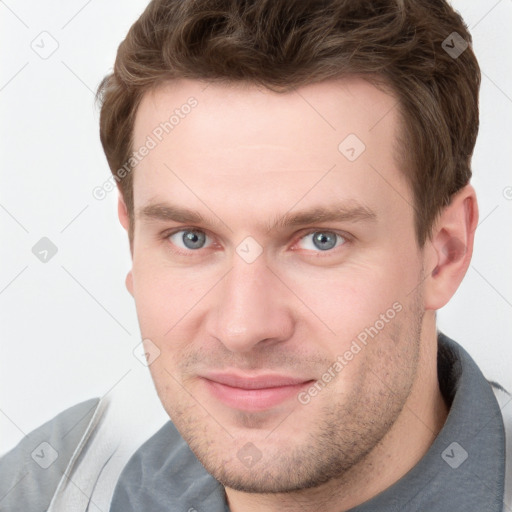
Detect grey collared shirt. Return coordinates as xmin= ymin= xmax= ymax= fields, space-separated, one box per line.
xmin=110 ymin=333 xmax=506 ymax=511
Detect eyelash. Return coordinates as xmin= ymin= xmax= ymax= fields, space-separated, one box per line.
xmin=160 ymin=227 xmax=351 ymax=257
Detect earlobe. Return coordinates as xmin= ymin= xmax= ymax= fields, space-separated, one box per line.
xmin=423 ymin=185 xmax=479 ymax=310
xmin=118 ymin=191 xmax=130 ymax=231
xmin=126 ymin=270 xmax=134 ymax=297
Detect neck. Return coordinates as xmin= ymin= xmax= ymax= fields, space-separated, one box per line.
xmin=225 ymin=328 xmax=449 ymax=512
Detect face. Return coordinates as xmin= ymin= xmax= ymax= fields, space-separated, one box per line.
xmin=127 ymin=77 xmax=427 ymax=492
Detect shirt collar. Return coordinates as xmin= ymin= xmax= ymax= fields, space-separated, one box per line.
xmin=350 ymin=333 xmax=505 ymax=511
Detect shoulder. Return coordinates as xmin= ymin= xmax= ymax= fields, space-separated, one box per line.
xmin=491 ymin=381 xmax=512 ymax=433
xmin=491 ymin=383 xmax=512 ymax=512
xmin=0 ymin=398 xmax=101 ymax=512
xmin=109 ymin=420 xmax=225 ymax=511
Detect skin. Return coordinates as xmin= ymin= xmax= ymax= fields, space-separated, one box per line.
xmin=118 ymin=77 xmax=478 ymax=512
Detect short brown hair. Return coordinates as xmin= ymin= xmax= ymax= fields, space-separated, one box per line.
xmin=98 ymin=0 xmax=480 ymax=246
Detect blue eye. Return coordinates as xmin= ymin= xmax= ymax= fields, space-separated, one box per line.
xmin=298 ymin=231 xmax=346 ymax=251
xmin=168 ymin=229 xmax=210 ymax=250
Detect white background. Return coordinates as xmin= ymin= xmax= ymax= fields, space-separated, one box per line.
xmin=1 ymin=0 xmax=511 ymax=456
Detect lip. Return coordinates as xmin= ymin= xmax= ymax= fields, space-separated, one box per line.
xmin=200 ymin=372 xmax=314 ymax=411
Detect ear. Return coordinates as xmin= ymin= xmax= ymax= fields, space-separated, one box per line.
xmin=117 ymin=191 xmax=134 ymax=296
xmin=125 ymin=269 xmax=134 ymax=297
xmin=117 ymin=191 xmax=130 ymax=231
xmin=423 ymin=184 xmax=479 ymax=310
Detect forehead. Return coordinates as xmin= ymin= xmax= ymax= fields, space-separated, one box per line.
xmin=131 ymin=77 xmax=410 ymax=230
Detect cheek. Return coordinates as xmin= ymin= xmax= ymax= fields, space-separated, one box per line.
xmin=284 ymin=256 xmax=418 ymax=337
xmin=131 ymin=257 xmax=200 ymax=331
xmin=132 ymin=273 xmax=171 ymax=335
xmin=145 ymin=360 xmax=191 ymax=423
xmin=130 ymin=259 xmax=219 ymax=372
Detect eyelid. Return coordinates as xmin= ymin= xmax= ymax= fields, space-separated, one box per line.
xmin=162 ymin=226 xmax=210 ymax=238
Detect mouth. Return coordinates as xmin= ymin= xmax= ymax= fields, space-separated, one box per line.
xmin=200 ymin=372 xmax=315 ymax=412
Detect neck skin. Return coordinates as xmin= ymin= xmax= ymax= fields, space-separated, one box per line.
xmin=225 ymin=314 xmax=449 ymax=512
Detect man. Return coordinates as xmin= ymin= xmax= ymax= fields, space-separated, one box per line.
xmin=1 ymin=0 xmax=511 ymax=511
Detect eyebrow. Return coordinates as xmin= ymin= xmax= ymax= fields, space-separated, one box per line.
xmin=267 ymin=204 xmax=377 ymax=232
xmin=137 ymin=201 xmax=377 ymax=231
xmin=138 ymin=203 xmax=213 ymax=225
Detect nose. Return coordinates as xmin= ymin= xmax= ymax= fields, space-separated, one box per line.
xmin=205 ymin=256 xmax=295 ymax=353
